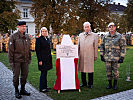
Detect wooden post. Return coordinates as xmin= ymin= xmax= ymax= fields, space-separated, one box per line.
xmin=79 ymin=89 xmax=81 ymax=92
xmin=58 ymin=90 xmax=60 ymax=94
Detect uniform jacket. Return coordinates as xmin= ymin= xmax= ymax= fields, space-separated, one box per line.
xmin=100 ymin=32 xmax=126 ymax=62
xmin=8 ymin=31 xmax=31 ymax=64
xmin=78 ymin=32 xmax=98 ymax=73
xmin=35 ymin=36 xmax=52 ymax=71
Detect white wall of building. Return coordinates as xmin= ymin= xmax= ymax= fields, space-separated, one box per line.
xmin=11 ymin=0 xmax=36 ymax=35
xmin=26 ymin=22 xmax=36 ymax=35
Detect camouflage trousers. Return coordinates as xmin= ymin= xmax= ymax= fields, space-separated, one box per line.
xmin=0 ymin=43 xmax=2 ymax=52
xmin=105 ymin=61 xmax=120 ymax=80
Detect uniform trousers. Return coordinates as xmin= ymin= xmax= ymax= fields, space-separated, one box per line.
xmin=105 ymin=61 xmax=120 ymax=80
xmin=12 ymin=62 xmax=29 ymax=87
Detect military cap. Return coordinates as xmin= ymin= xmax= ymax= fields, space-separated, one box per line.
xmin=108 ymin=22 xmax=115 ymax=27
xmin=17 ymin=21 xmax=26 ymax=26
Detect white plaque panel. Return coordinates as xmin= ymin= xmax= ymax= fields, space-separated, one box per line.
xmin=56 ymin=45 xmax=78 ymax=58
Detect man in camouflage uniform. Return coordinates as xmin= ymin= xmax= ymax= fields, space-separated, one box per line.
xmin=0 ymin=33 xmax=3 ymax=52
xmin=98 ymin=35 xmax=102 ymax=48
xmin=4 ymin=33 xmax=10 ymax=52
xmin=59 ymin=33 xmax=63 ymax=45
xmin=52 ymin=34 xmax=58 ymax=50
xmin=130 ymin=34 xmax=133 ymax=45
xmin=30 ymin=35 xmax=36 ymax=51
xmin=71 ymin=35 xmax=75 ymax=44
xmin=100 ymin=22 xmax=126 ymax=90
xmin=75 ymin=35 xmax=78 ymax=45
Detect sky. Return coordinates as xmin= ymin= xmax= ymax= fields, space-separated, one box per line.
xmin=113 ymin=0 xmax=128 ymax=6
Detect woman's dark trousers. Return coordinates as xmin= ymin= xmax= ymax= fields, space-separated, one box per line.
xmin=39 ymin=70 xmax=47 ymax=91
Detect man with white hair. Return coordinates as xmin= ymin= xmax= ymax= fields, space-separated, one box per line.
xmin=78 ymin=22 xmax=98 ymax=88
xmin=100 ymin=22 xmax=126 ymax=90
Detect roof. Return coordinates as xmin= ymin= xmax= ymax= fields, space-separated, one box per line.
xmin=108 ymin=3 xmax=127 ymax=12
xmin=20 ymin=0 xmax=32 ymax=3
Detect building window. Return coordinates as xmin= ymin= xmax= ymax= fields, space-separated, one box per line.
xmin=26 ymin=26 xmax=28 ymax=34
xmin=35 ymin=26 xmax=39 ymax=35
xmin=12 ymin=30 xmax=14 ymax=34
xmin=23 ymin=8 xmax=28 ymax=18
xmin=35 ymin=28 xmax=39 ymax=34
xmin=35 ymin=13 xmax=37 ymax=18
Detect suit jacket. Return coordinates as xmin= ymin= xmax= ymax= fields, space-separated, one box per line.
xmin=35 ymin=36 xmax=52 ymax=71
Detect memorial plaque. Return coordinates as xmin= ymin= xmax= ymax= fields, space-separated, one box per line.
xmin=56 ymin=45 xmax=78 ymax=58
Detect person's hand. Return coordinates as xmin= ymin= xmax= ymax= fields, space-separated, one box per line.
xmin=94 ymin=57 xmax=97 ymax=61
xmin=100 ymin=55 xmax=105 ymax=62
xmin=39 ymin=61 xmax=42 ymax=66
xmin=118 ymin=57 xmax=124 ymax=63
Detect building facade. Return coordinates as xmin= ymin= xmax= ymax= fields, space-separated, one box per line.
xmin=11 ymin=1 xmax=127 ymax=35
xmin=12 ymin=0 xmax=36 ymax=35
xmin=109 ymin=2 xmax=127 ymax=15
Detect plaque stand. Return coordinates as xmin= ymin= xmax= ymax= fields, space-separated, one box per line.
xmin=53 ymin=35 xmax=80 ymax=93
xmin=58 ymin=89 xmax=81 ymax=94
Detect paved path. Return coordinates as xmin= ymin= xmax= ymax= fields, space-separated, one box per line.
xmin=0 ymin=62 xmax=52 ymax=100
xmin=92 ymin=89 xmax=133 ymax=100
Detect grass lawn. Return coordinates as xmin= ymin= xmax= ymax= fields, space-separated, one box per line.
xmin=0 ymin=46 xmax=133 ymax=100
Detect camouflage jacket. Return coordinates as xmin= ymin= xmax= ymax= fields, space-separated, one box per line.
xmin=100 ymin=32 xmax=126 ymax=62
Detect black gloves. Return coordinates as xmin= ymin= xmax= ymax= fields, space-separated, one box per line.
xmin=100 ymin=56 xmax=124 ymax=63
xmin=101 ymin=55 xmax=105 ymax=62
xmin=118 ymin=57 xmax=124 ymax=63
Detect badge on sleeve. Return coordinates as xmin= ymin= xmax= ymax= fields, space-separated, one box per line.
xmin=10 ymin=42 xmax=12 ymax=45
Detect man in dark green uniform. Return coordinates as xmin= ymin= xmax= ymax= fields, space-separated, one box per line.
xmin=8 ymin=21 xmax=31 ymax=99
xmin=100 ymin=22 xmax=126 ymax=90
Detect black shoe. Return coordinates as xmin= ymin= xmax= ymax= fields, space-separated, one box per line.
xmin=40 ymin=89 xmax=48 ymax=93
xmin=113 ymin=85 xmax=117 ymax=90
xmin=106 ymin=85 xmax=112 ymax=89
xmin=88 ymin=85 xmax=93 ymax=89
xmin=47 ymin=86 xmax=51 ymax=90
xmin=106 ymin=80 xmax=112 ymax=89
xmin=20 ymin=90 xmax=30 ymax=96
xmin=15 ymin=91 xmax=22 ymax=99
xmin=80 ymin=84 xmax=87 ymax=87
